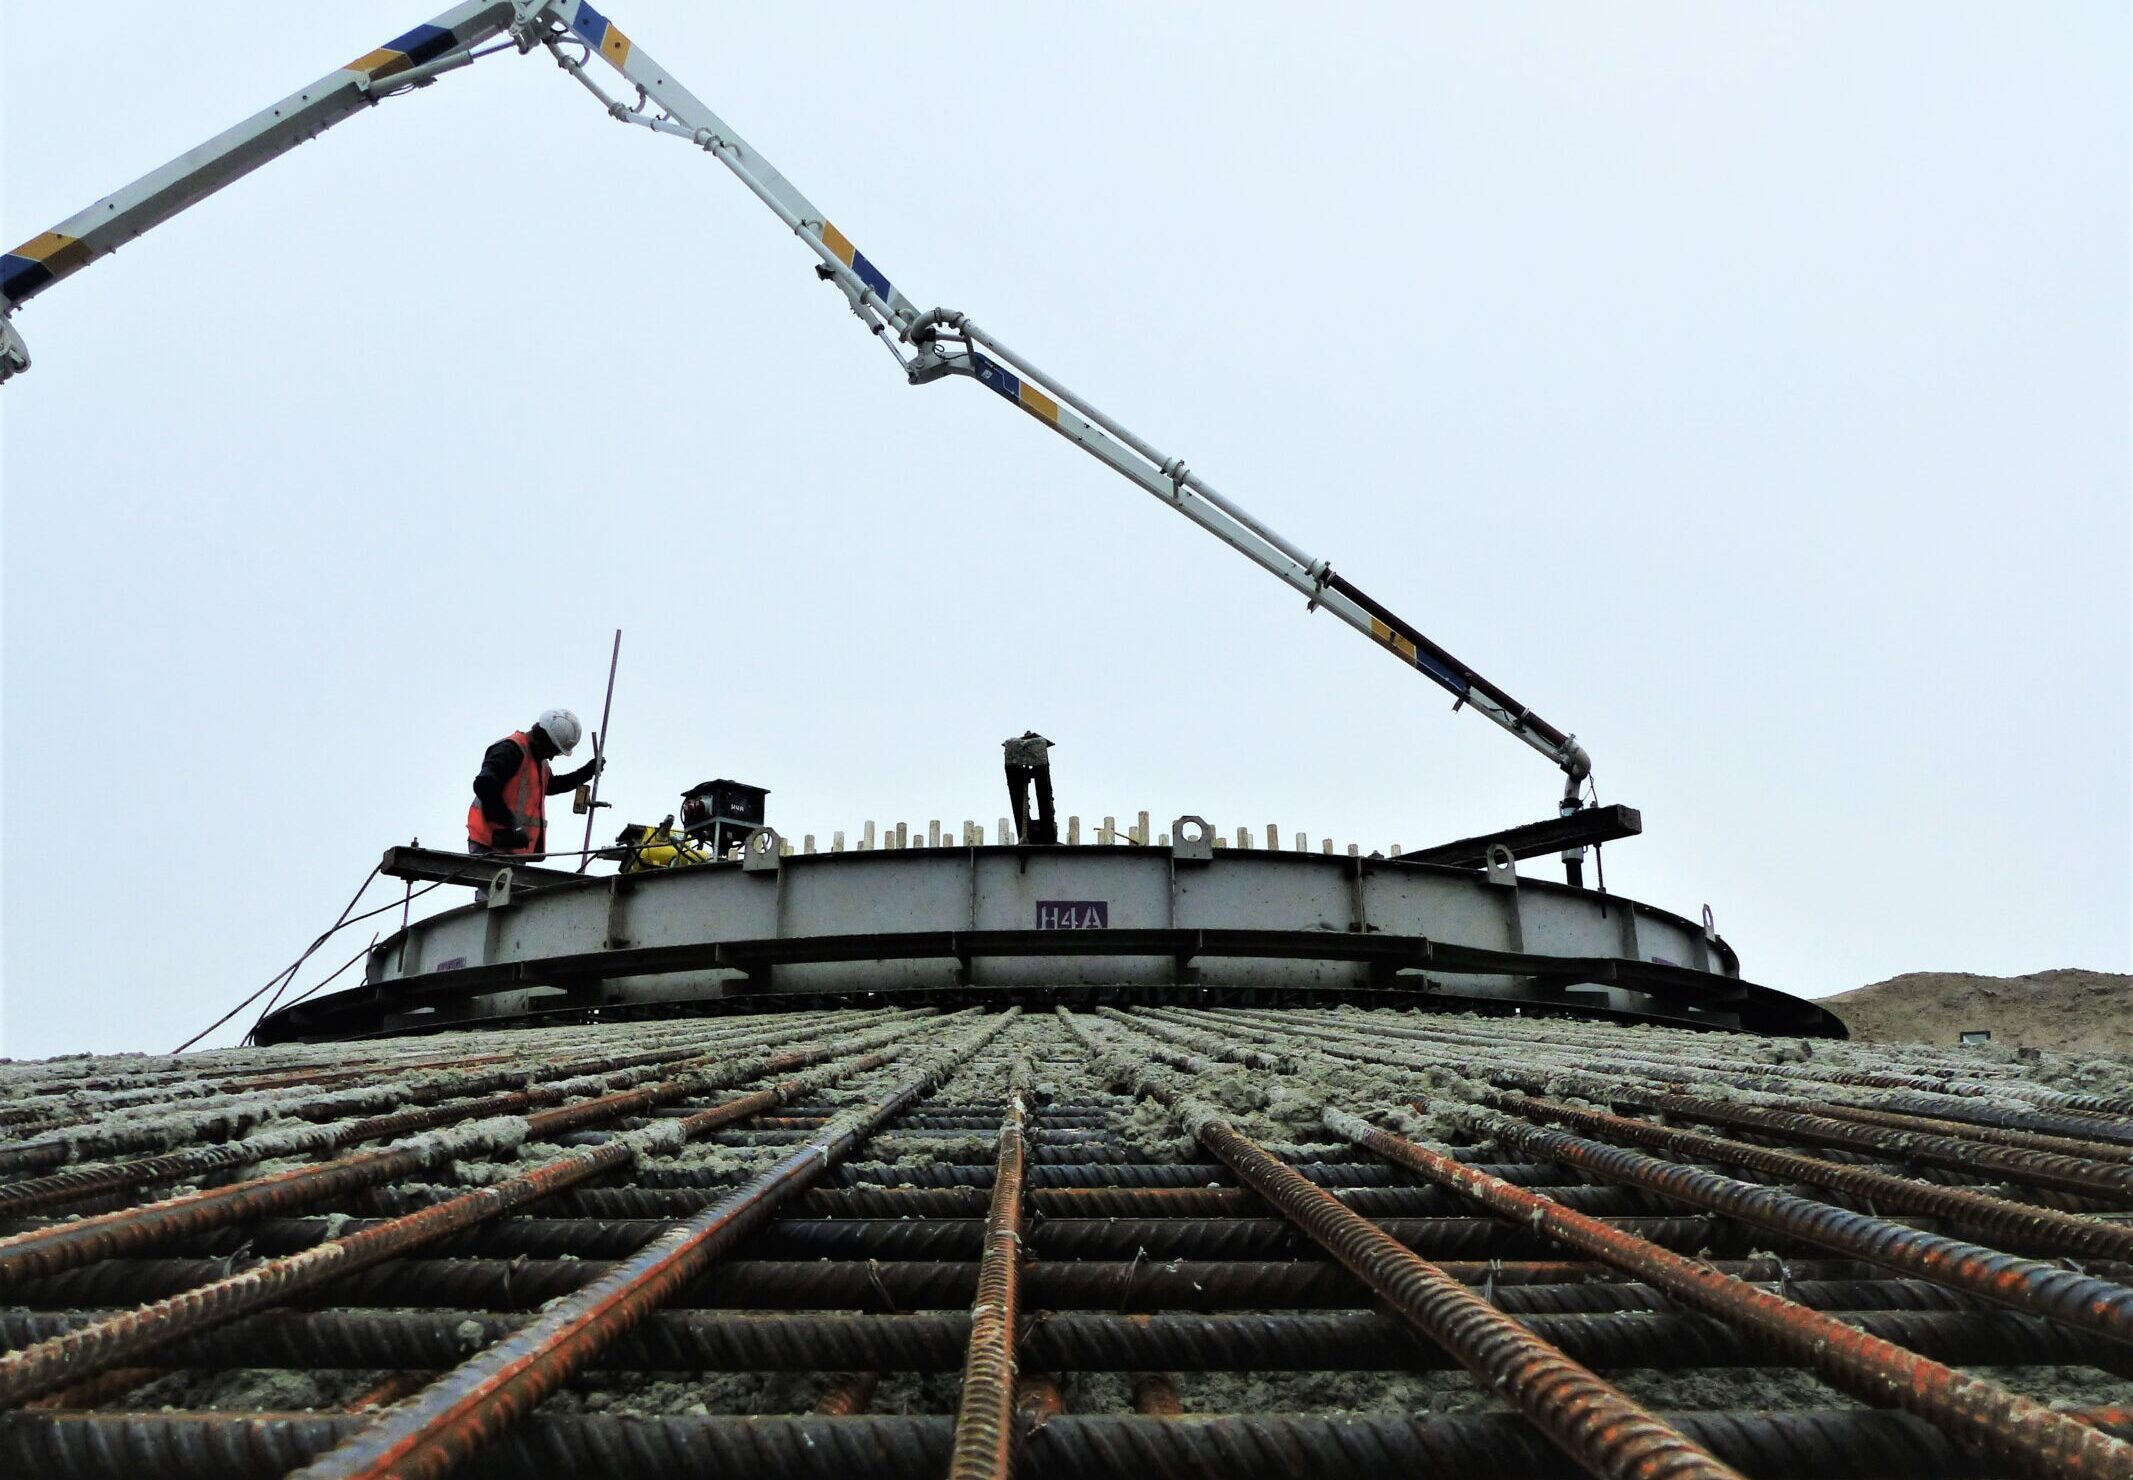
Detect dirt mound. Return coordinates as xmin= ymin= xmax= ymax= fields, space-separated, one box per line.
xmin=1821 ymin=968 xmax=2131 ymax=1055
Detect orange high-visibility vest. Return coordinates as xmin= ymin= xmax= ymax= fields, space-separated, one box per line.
xmin=466 ymin=731 xmax=551 ymax=854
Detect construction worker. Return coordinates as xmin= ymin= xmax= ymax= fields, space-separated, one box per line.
xmin=467 ymin=708 xmax=602 ymax=857
xmin=1003 ymin=731 xmax=1059 ymax=844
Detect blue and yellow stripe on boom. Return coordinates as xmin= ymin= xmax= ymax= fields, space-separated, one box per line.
xmin=1369 ymin=616 xmax=1468 ymax=696
xmin=970 ymin=351 xmax=1061 ymax=425
xmin=346 ymin=23 xmax=460 ymax=82
xmin=1 ymin=231 xmax=91 ymax=304
xmin=569 ymin=2 xmax=634 ymax=70
xmin=819 ymin=222 xmax=894 ymax=303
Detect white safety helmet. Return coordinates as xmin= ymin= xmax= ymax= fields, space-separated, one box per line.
xmin=535 ymin=707 xmax=583 ymax=755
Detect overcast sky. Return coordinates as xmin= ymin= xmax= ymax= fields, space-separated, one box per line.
xmin=3 ymin=4 xmax=2126 ymax=1058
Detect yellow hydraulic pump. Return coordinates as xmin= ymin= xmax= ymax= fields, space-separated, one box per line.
xmin=614 ymin=817 xmax=711 ymax=873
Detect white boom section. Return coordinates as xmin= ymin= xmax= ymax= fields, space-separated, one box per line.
xmin=533 ymin=2 xmax=1589 ymax=788
xmin=0 ymin=3 xmax=522 ymax=342
xmin=0 ymin=1 xmax=1591 ymax=794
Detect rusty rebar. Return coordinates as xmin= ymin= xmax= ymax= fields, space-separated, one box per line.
xmin=1525 ymin=1076 xmax=2133 ymax=1203
xmin=16 ymin=1002 xmax=2133 ymax=1480
xmin=1160 ymin=1006 xmax=2133 ymax=1290
xmin=1058 ymin=1011 xmax=1750 ymax=1480
xmin=0 ymin=1017 xmax=910 ymax=1286
xmin=1015 ymin=1375 xmax=1064 ymax=1423
xmin=13 ymin=1408 xmax=2133 ymax=1480
xmin=812 ymin=1373 xmax=881 ymax=1416
xmin=1329 ymin=1107 xmax=2133 ymax=1480
xmin=1818 ymin=1071 xmax=2133 ymax=1124
xmin=9 ymin=1302 xmax=2115 ymax=1377
xmin=1 ymin=1083 xmax=562 ymax=1222
xmin=0 ymin=1048 xmax=522 ymax=1127
xmin=0 ymin=1016 xmax=852 ymax=1179
xmin=1442 ymin=1095 xmax=2133 ymax=1345
xmin=19 ymin=1367 xmax=158 ymax=1413
xmin=947 ymin=1062 xmax=1031 ymax=1480
xmin=1195 ymin=1006 xmax=2133 ymax=1151
xmin=1131 ymin=1375 xmax=1182 ymax=1416
xmin=1481 ymin=1087 xmax=2133 ymax=1264
xmin=24 ymin=1245 xmax=1902 ymax=1317
xmin=1098 ymin=1008 xmax=1297 ymax=1073
xmin=0 ymin=1131 xmax=476 ymax=1287
xmin=346 ymin=1373 xmax=430 ymax=1413
xmin=0 ymin=1033 xmax=918 ymax=1406
xmin=1 ymin=1116 xmax=692 ymax=1406
xmin=1845 ymin=1088 xmax=2133 ymax=1145
xmin=283 ymin=1011 xmax=1010 ymax=1480
xmin=1799 ymin=1098 xmax=2133 ymax=1165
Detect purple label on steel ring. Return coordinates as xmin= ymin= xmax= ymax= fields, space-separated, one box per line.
xmin=1036 ymin=900 xmax=1108 ymax=930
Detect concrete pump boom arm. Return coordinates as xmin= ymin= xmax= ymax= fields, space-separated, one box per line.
xmin=0 ymin=1 xmax=1593 ymax=798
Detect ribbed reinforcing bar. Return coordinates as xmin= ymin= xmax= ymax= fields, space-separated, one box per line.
xmin=2 ymin=1005 xmax=2129 ymax=1480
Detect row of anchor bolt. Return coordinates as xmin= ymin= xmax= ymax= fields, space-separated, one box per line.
xmin=758 ymin=815 xmax=1396 ymax=856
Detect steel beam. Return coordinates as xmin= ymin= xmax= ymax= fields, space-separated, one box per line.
xmin=1398 ymin=805 xmax=1644 ymax=868
xmin=378 ymin=846 xmax=587 ymax=891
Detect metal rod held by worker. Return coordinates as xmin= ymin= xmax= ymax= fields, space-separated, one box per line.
xmin=577 ymin=629 xmax=621 ymax=873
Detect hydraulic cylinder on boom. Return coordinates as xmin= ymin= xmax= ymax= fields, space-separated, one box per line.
xmin=1 ymin=1 xmax=1596 ymax=855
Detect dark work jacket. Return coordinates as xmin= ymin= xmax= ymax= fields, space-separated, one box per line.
xmin=472 ymin=737 xmax=593 ymax=829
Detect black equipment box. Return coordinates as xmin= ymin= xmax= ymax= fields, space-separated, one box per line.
xmin=681 ymin=779 xmax=769 ymax=844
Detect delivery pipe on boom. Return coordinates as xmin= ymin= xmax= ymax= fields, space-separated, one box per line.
xmin=0 ymin=0 xmax=1594 ymax=819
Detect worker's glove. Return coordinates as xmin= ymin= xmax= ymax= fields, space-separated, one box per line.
xmin=588 ymin=755 xmax=606 ymax=777
xmin=494 ymin=826 xmax=531 ymax=852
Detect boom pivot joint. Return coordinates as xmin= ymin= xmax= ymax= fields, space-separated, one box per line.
xmin=0 ymin=318 xmax=27 ymax=383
